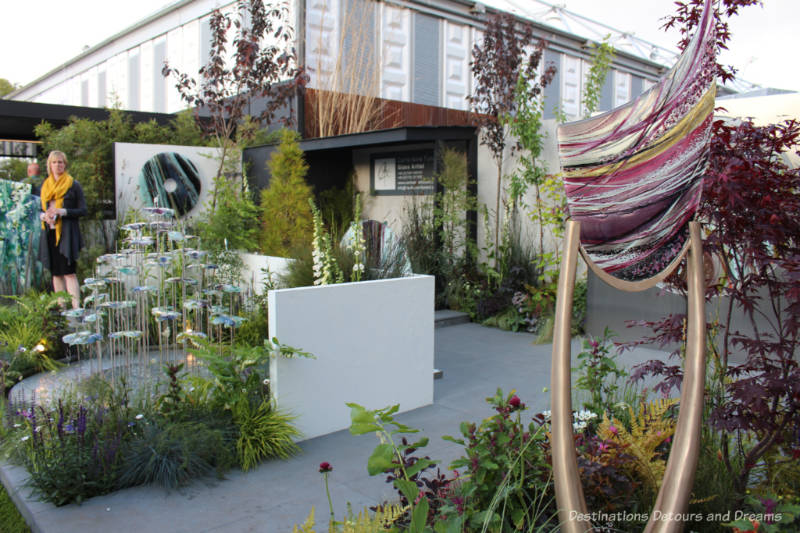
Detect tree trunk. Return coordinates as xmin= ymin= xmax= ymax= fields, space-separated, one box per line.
xmin=494 ymin=163 xmax=502 ymax=268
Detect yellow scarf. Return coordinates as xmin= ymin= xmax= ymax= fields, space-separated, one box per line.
xmin=40 ymin=173 xmax=74 ymax=245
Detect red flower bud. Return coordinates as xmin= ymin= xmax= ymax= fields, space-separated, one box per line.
xmin=319 ymin=461 xmax=333 ymax=473
xmin=509 ymin=395 xmax=521 ymax=408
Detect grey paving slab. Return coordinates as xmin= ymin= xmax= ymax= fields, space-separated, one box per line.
xmin=1 ymin=322 xmax=667 ymax=533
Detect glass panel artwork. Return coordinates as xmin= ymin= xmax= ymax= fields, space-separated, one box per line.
xmin=0 ymin=179 xmax=43 ymax=294
xmin=139 ymin=152 xmax=202 ymax=216
xmin=557 ymin=0 xmax=716 ymax=282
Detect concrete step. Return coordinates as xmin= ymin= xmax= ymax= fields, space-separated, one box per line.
xmin=434 ymin=309 xmax=470 ymax=329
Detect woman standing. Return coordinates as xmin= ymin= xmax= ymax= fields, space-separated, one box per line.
xmin=39 ymin=151 xmax=86 ymax=309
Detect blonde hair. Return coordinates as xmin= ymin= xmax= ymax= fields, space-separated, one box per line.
xmin=47 ymin=151 xmax=68 ymax=176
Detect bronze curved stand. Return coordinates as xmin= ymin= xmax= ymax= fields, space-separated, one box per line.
xmin=550 ymin=220 xmax=705 ymax=533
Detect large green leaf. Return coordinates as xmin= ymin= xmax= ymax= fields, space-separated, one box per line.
xmin=393 ymin=478 xmax=419 ymax=503
xmin=406 ymin=457 xmax=435 ymax=478
xmin=347 ymin=403 xmax=381 ymax=435
xmin=409 ymin=498 xmax=429 ymax=533
xmin=367 ymin=443 xmax=395 ymax=475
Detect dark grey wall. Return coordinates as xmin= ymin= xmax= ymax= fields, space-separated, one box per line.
xmin=598 ymin=70 xmax=614 ymax=111
xmin=243 ymin=144 xmax=353 ymax=201
xmin=542 ymin=48 xmax=561 ymax=119
xmin=585 ymin=270 xmax=686 ymax=347
xmin=586 ymin=269 xmax=779 ymax=365
xmin=631 ymin=75 xmax=643 ymax=98
xmin=413 ymin=13 xmax=440 ymax=106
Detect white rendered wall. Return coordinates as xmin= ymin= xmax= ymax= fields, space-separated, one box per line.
xmin=268 ymin=275 xmax=434 ymax=440
xmin=238 ymin=252 xmax=292 ymax=294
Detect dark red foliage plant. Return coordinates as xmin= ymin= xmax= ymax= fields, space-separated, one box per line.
xmin=627 ymin=116 xmax=800 ymax=493
xmin=661 ymin=0 xmax=764 ymax=84
xmin=469 ymin=12 xmax=556 ymax=258
xmin=162 ymin=0 xmax=307 ymax=208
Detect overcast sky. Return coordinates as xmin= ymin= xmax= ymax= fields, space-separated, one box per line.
xmin=1 ymin=0 xmax=797 ymax=92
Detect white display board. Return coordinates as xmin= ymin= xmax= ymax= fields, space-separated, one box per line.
xmin=269 ymin=275 xmax=434 ymax=440
xmin=114 ymin=142 xmax=227 ymax=223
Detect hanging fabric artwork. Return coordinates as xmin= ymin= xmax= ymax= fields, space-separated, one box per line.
xmin=557 ymin=0 xmax=716 ymax=282
xmin=0 ymin=179 xmax=44 ymax=294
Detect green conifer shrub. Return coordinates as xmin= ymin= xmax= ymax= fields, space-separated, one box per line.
xmin=259 ymin=130 xmax=314 ymax=257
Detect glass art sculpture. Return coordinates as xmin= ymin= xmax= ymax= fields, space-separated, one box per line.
xmin=557 ymin=0 xmax=716 ymax=282
xmin=549 ymin=1 xmax=716 ymax=531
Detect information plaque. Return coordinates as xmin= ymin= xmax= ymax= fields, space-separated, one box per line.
xmin=371 ymin=150 xmax=434 ymax=195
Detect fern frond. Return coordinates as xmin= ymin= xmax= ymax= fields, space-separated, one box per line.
xmin=292 ymin=506 xmax=316 ymax=533
xmin=598 ymin=398 xmax=677 ymax=492
xmin=337 ymin=503 xmax=408 ymax=532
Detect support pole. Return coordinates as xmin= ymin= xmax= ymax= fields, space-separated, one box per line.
xmin=645 ymin=221 xmax=706 ymax=533
xmin=550 ymin=220 xmax=590 ymax=533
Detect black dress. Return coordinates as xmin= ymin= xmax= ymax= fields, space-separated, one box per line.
xmin=39 ymin=180 xmax=87 ymax=276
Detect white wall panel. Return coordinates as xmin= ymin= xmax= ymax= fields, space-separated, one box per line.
xmin=614 ymin=70 xmax=631 ymax=107
xmin=380 ymin=3 xmax=411 ymax=102
xmin=166 ymin=27 xmax=184 ymax=112
xmin=269 ymin=275 xmax=434 ymax=440
xmin=305 ymin=0 xmax=340 ymax=88
xmin=469 ymin=28 xmax=482 ymax=106
xmin=561 ymin=54 xmax=581 ymax=119
xmin=140 ymin=41 xmax=155 ymax=112
xmin=442 ymin=20 xmax=470 ymax=110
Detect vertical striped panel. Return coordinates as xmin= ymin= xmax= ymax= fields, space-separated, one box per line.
xmin=413 ymin=12 xmax=439 ymax=106
xmin=598 ymin=69 xmax=613 ymax=111
xmin=543 ymin=48 xmax=560 ymax=119
xmin=631 ymin=75 xmax=643 ymax=98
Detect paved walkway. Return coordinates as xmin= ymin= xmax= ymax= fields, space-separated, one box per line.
xmin=1 ymin=320 xmax=666 ymax=533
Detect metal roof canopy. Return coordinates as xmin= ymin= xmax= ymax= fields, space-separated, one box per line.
xmin=243 ymin=125 xmax=478 ymax=191
xmin=297 ymin=125 xmax=477 ymax=152
xmin=243 ymin=124 xmax=480 ymax=247
xmin=0 ymin=100 xmax=175 ymax=142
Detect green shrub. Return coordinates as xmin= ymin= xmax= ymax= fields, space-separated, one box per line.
xmin=233 ymin=399 xmax=300 ymax=471
xmin=120 ymin=420 xmax=234 ymax=489
xmin=441 ymin=389 xmax=557 ymax=531
xmin=195 ymin=175 xmax=260 ymax=254
xmin=317 ymin=178 xmax=355 ymax=239
xmin=259 ymin=129 xmax=314 ymax=256
xmin=0 ymin=291 xmax=66 ymax=387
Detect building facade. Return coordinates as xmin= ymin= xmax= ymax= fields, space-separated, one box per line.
xmin=11 ymin=0 xmax=669 ymax=122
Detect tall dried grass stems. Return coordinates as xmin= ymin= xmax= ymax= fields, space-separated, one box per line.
xmin=310 ymin=0 xmax=392 ymax=137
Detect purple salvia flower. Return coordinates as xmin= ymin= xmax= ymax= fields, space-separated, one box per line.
xmin=57 ymin=400 xmax=65 ymax=440
xmin=77 ymin=405 xmax=87 ymax=447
